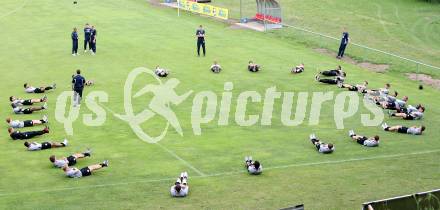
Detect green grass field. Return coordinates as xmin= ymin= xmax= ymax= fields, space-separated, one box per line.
xmin=213 ymin=0 xmax=440 ymax=78
xmin=214 ymin=0 xmax=440 ymax=69
xmin=0 ymin=0 xmax=439 ymax=209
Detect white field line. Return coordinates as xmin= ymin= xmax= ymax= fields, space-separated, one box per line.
xmin=0 ymin=0 xmax=28 ymax=20
xmin=99 ymin=104 xmax=206 ymax=176
xmin=1 ymin=149 xmax=439 ymax=197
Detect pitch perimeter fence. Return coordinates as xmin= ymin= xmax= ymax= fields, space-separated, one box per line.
xmin=208 ymin=0 xmax=440 ymax=83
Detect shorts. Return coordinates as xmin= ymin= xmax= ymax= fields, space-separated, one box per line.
xmin=34 ymin=88 xmax=44 ymax=93
xmin=397 ymin=126 xmax=409 ymax=133
xmin=23 ymin=120 xmax=33 ymax=127
xmin=348 ymin=86 xmax=358 ymax=91
xmin=67 ymin=156 xmax=77 ymax=166
xmin=356 ymin=137 xmax=368 ymax=145
xmin=404 ymin=115 xmax=415 ymax=120
xmin=74 ymin=88 xmax=84 ymax=98
xmin=80 ymin=167 xmax=92 ymax=177
xmin=41 ymin=142 xmax=52 ymax=150
xmin=22 ymin=99 xmax=33 ymax=105
xmin=315 ymin=143 xmax=321 ymax=150
xmin=22 ymin=108 xmax=33 ymax=114
xmin=387 ymin=102 xmax=396 ymax=109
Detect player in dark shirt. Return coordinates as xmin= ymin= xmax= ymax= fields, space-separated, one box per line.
xmin=90 ymin=25 xmax=97 ymax=54
xmin=72 ymin=27 xmax=79 ymax=56
xmin=196 ymin=25 xmax=206 ymax=57
xmin=337 ymin=29 xmax=349 ymax=59
xmin=72 ymin=69 xmax=86 ymax=107
xmin=84 ymin=23 xmax=92 ymax=52
xmin=319 ymin=65 xmax=346 ymax=77
xmin=8 ymin=127 xmax=49 ymax=140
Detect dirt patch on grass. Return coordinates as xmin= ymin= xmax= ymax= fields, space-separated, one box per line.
xmin=406 ymin=73 xmax=440 ymax=89
xmin=314 ymin=48 xmax=390 ymax=73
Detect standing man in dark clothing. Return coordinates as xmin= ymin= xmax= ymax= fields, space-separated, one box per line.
xmin=90 ymin=25 xmax=97 ymax=55
xmin=71 ymin=27 xmax=79 ymax=56
xmin=196 ymin=25 xmax=206 ymax=57
xmin=337 ymin=28 xmax=349 ymax=59
xmin=84 ymin=23 xmax=92 ymax=52
xmin=72 ymin=69 xmax=86 ymax=107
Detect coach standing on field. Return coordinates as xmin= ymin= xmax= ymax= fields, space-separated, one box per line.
xmin=84 ymin=23 xmax=92 ymax=52
xmin=72 ymin=69 xmax=85 ymax=107
xmin=71 ymin=27 xmax=79 ymax=56
xmin=90 ymin=25 xmax=97 ymax=55
xmin=196 ymin=25 xmax=206 ymax=57
xmin=337 ymin=28 xmax=349 ymax=59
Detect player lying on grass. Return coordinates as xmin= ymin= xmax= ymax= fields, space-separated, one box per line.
xmin=248 ymin=61 xmax=260 ymax=72
xmin=382 ymin=123 xmax=425 ymax=135
xmin=309 ymin=134 xmax=334 ymax=154
xmin=337 ymin=80 xmax=368 ymax=93
xmin=10 ymin=95 xmax=47 ymax=106
xmin=24 ymin=139 xmax=68 ymax=151
xmin=291 ymin=63 xmax=305 ymax=74
xmin=210 ymin=61 xmax=222 ymax=73
xmin=388 ymin=106 xmax=424 ymax=120
xmin=396 ymin=104 xmax=424 ymax=114
xmin=155 ymin=65 xmax=169 ymax=77
xmin=6 ymin=115 xmax=48 ymax=128
xmin=244 ymin=156 xmax=262 ymax=175
xmin=378 ymin=95 xmax=408 ymax=110
xmin=363 ymin=83 xmax=391 ymax=96
xmin=170 ymin=172 xmax=189 ymax=197
xmin=318 ymin=65 xmax=346 ymax=77
xmin=50 ymin=149 xmax=92 ymax=167
xmin=348 ymin=130 xmax=379 ymax=147
xmin=63 ymin=160 xmax=109 ymax=178
xmin=8 ymin=126 xmax=49 ymax=140
xmin=11 ymin=102 xmax=47 ymax=114
xmin=24 ymin=83 xmax=56 ymax=93
xmin=315 ymin=75 xmax=345 ymax=85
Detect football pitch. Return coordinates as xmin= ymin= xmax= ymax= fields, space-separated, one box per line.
xmin=0 ymin=0 xmax=439 ymax=209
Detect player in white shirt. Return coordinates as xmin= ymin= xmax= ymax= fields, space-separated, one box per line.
xmin=24 ymin=83 xmax=56 ymax=93
xmin=49 ymin=149 xmax=92 ymax=168
xmin=244 ymin=156 xmax=262 ymax=175
xmin=248 ymin=61 xmax=260 ymax=72
xmin=338 ymin=80 xmax=368 ymax=93
xmin=389 ymin=106 xmax=424 ymax=120
xmin=9 ymin=95 xmax=47 ymax=106
xmin=291 ymin=63 xmax=305 ymax=74
xmin=170 ymin=172 xmax=189 ymax=197
xmin=348 ymin=130 xmax=379 ymax=147
xmin=364 ymin=83 xmax=391 ymax=96
xmin=24 ymin=139 xmax=68 ymax=151
xmin=63 ymin=160 xmax=109 ymax=178
xmin=382 ymin=123 xmax=425 ymax=135
xmin=379 ymin=95 xmax=408 ymax=110
xmin=11 ymin=102 xmax=47 ymax=114
xmin=210 ymin=61 xmax=222 ymax=73
xmin=154 ymin=66 xmax=169 ymax=77
xmin=309 ymin=134 xmax=334 ymax=154
xmin=6 ymin=115 xmax=48 ymax=128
